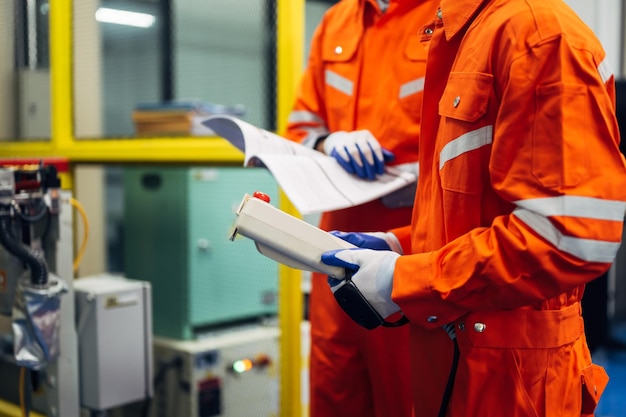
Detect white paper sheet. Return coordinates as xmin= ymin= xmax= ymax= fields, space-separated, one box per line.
xmin=202 ymin=115 xmax=417 ymax=215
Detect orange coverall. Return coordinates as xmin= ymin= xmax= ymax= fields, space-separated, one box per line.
xmin=387 ymin=0 xmax=626 ymax=416
xmin=283 ymin=0 xmax=437 ymax=416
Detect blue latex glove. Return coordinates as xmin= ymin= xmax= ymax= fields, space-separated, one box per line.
xmin=330 ymin=231 xmax=403 ymax=254
xmin=322 ymin=248 xmax=401 ymax=319
xmin=322 ymin=130 xmax=394 ymax=180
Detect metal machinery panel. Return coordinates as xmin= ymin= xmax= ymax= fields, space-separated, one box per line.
xmin=151 ymin=325 xmax=279 ymax=417
xmin=124 ymin=166 xmax=280 ymax=339
xmin=0 ymin=190 xmax=80 ymax=417
xmin=0 ymin=159 xmax=80 ymax=417
xmin=74 ymin=274 xmax=153 ymax=411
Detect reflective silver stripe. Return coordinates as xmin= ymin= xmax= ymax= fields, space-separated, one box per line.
xmin=302 ymin=127 xmax=330 ymax=148
xmin=598 ymin=57 xmax=613 ymax=84
xmin=286 ymin=110 xmax=329 ymax=148
xmin=287 ymin=110 xmax=324 ymax=124
xmin=399 ymin=77 xmax=425 ymax=99
xmin=513 ymin=208 xmax=621 ymax=263
xmin=325 ymin=70 xmax=353 ymax=96
xmin=439 ymin=125 xmax=493 ymax=169
xmin=515 ymin=196 xmax=626 ymax=221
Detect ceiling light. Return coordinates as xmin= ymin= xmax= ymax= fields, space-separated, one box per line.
xmin=95 ymin=8 xmax=155 ymax=28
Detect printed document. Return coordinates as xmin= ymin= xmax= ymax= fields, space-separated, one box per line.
xmin=202 ymin=115 xmax=417 ymax=215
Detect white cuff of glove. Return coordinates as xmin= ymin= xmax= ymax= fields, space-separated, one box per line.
xmin=365 ymin=232 xmax=403 ymax=255
xmin=328 ymin=249 xmax=401 ymax=319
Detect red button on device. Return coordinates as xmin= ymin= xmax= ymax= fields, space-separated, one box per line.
xmin=253 ymin=191 xmax=271 ymax=203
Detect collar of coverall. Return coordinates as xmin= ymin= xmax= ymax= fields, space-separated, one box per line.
xmin=440 ymin=0 xmax=488 ymax=40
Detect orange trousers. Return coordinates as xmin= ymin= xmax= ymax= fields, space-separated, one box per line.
xmin=309 ymin=271 xmax=412 ymax=417
xmin=309 ymin=200 xmax=413 ymax=417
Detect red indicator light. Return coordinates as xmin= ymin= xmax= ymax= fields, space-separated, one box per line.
xmin=253 ymin=191 xmax=271 ymax=203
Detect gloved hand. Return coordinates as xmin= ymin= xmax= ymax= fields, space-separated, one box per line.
xmin=322 ymin=248 xmax=401 ymax=320
xmin=330 ymin=231 xmax=403 ymax=254
xmin=322 ymin=130 xmax=394 ymax=180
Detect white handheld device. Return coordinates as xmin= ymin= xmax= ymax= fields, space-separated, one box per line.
xmin=230 ymin=192 xmax=355 ymax=278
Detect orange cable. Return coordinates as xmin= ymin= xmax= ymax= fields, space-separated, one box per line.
xmin=69 ymin=197 xmax=89 ymax=275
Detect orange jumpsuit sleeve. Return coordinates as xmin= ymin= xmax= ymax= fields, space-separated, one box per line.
xmin=393 ymin=29 xmax=626 ymax=329
xmin=282 ymin=17 xmax=329 ymax=147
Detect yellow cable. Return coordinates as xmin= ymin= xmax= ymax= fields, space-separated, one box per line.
xmin=19 ymin=367 xmax=27 ymax=417
xmin=69 ymin=197 xmax=89 ymax=275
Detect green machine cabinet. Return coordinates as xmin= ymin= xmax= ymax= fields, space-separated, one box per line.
xmin=124 ymin=166 xmax=280 ymax=339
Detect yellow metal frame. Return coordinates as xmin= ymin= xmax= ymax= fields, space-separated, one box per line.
xmin=0 ymin=1 xmax=305 ymax=416
xmin=0 ymin=0 xmax=246 ymax=164
xmin=0 ymin=399 xmax=45 ymax=417
xmin=276 ymin=1 xmax=305 ymax=417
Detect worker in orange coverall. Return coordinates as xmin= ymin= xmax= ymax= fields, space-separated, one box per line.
xmin=321 ymin=0 xmax=626 ymax=416
xmin=283 ymin=0 xmax=437 ymax=416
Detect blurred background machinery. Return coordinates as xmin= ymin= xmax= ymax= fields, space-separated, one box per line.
xmin=150 ymin=325 xmax=279 ymax=417
xmin=74 ymin=274 xmax=153 ymax=413
xmin=0 ymin=162 xmax=155 ymax=417
xmin=123 ymin=166 xmax=280 ymax=340
xmin=0 ymin=159 xmax=80 ymax=417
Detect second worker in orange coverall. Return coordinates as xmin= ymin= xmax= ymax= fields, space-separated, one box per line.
xmin=283 ymin=0 xmax=438 ymax=416
xmin=321 ymin=0 xmax=626 ymax=416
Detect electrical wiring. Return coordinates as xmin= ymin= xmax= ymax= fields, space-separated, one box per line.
xmin=438 ymin=323 xmax=459 ymax=417
xmin=69 ymin=197 xmax=89 ymax=274
xmin=12 ymin=199 xmax=48 ymax=223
